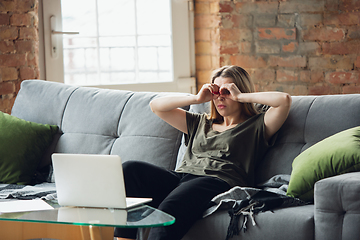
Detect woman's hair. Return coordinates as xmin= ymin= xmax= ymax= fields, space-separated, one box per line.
xmin=209 ymin=65 xmax=260 ymax=121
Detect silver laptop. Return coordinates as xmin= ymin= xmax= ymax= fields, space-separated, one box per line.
xmin=51 ymin=153 xmax=152 ymax=209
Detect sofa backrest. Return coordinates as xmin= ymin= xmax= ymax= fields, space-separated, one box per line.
xmin=12 ymin=80 xmax=360 ymax=186
xmin=11 ymin=80 xmax=186 ymax=173
xmin=255 ymin=94 xmax=360 ymax=184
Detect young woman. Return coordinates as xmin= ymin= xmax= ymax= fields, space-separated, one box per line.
xmin=115 ymin=65 xmax=292 ymax=240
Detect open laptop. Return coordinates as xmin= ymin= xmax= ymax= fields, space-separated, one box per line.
xmin=51 ymin=153 xmax=152 ymax=209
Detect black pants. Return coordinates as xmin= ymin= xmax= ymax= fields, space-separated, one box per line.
xmin=114 ymin=161 xmax=231 ymax=240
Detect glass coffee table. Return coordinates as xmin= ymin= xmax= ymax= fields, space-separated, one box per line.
xmin=0 ymin=201 xmax=175 ymax=240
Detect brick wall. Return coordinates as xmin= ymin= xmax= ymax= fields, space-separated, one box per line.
xmin=0 ymin=0 xmax=39 ymax=113
xmin=1 ymin=0 xmax=359 ymax=114
xmin=194 ymin=0 xmax=360 ymax=95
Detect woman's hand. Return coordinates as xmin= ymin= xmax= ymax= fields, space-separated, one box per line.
xmin=196 ymin=83 xmax=220 ymax=103
xmin=199 ymin=83 xmax=244 ymax=103
xmin=217 ymin=83 xmax=242 ymax=102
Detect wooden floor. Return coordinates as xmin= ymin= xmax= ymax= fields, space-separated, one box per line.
xmin=0 ymin=221 xmax=114 ymax=240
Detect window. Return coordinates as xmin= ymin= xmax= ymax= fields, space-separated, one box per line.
xmin=40 ymin=0 xmax=196 ymax=93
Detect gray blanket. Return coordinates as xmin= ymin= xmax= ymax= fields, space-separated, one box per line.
xmin=204 ymin=174 xmax=292 ymax=217
xmin=203 ymin=175 xmax=305 ymax=239
xmin=0 ymin=182 xmax=56 ymax=200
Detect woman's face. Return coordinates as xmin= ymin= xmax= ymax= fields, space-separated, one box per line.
xmin=212 ymin=77 xmax=242 ymax=118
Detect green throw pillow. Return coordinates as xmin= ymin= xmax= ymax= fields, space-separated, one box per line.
xmin=0 ymin=112 xmax=58 ymax=185
xmin=287 ymin=126 xmax=360 ymax=202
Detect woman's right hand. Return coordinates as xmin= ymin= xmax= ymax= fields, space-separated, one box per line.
xmin=196 ymin=84 xmax=220 ymax=103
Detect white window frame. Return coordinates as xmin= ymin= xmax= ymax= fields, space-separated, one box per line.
xmin=39 ymin=0 xmax=196 ymax=93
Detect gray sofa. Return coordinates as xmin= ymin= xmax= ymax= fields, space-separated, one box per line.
xmin=9 ymin=80 xmax=360 ymax=240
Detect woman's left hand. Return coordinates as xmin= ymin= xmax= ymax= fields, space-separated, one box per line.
xmin=219 ymin=83 xmax=242 ymax=102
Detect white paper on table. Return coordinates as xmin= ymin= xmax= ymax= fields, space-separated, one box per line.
xmin=0 ymin=200 xmax=54 ymax=213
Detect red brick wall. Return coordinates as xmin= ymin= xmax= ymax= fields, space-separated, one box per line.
xmin=1 ymin=0 xmax=359 ymax=114
xmin=0 ymin=0 xmax=39 ymax=113
xmin=195 ymin=0 xmax=360 ymax=95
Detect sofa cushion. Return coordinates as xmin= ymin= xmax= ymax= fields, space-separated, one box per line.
xmin=53 ymin=85 xmax=185 ymax=171
xmin=0 ymin=112 xmax=58 ymax=184
xmin=287 ymin=126 xmax=360 ymax=202
xmin=112 ymin=92 xmax=186 ymax=170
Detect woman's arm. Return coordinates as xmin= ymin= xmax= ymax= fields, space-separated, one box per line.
xmin=222 ymin=83 xmax=291 ymax=140
xmin=150 ymin=84 xmax=219 ymax=134
xmin=150 ymin=95 xmax=196 ymax=134
xmin=237 ymin=92 xmax=292 ymax=140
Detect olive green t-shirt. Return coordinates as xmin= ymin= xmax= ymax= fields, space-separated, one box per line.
xmin=176 ymin=112 xmax=274 ymax=187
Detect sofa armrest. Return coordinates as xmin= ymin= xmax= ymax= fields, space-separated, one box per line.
xmin=314 ymin=172 xmax=360 ymax=240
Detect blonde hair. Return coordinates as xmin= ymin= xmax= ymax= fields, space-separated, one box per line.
xmin=209 ymin=65 xmax=260 ymax=121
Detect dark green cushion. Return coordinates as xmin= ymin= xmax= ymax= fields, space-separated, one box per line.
xmin=0 ymin=112 xmax=58 ymax=185
xmin=287 ymin=126 xmax=360 ymax=202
